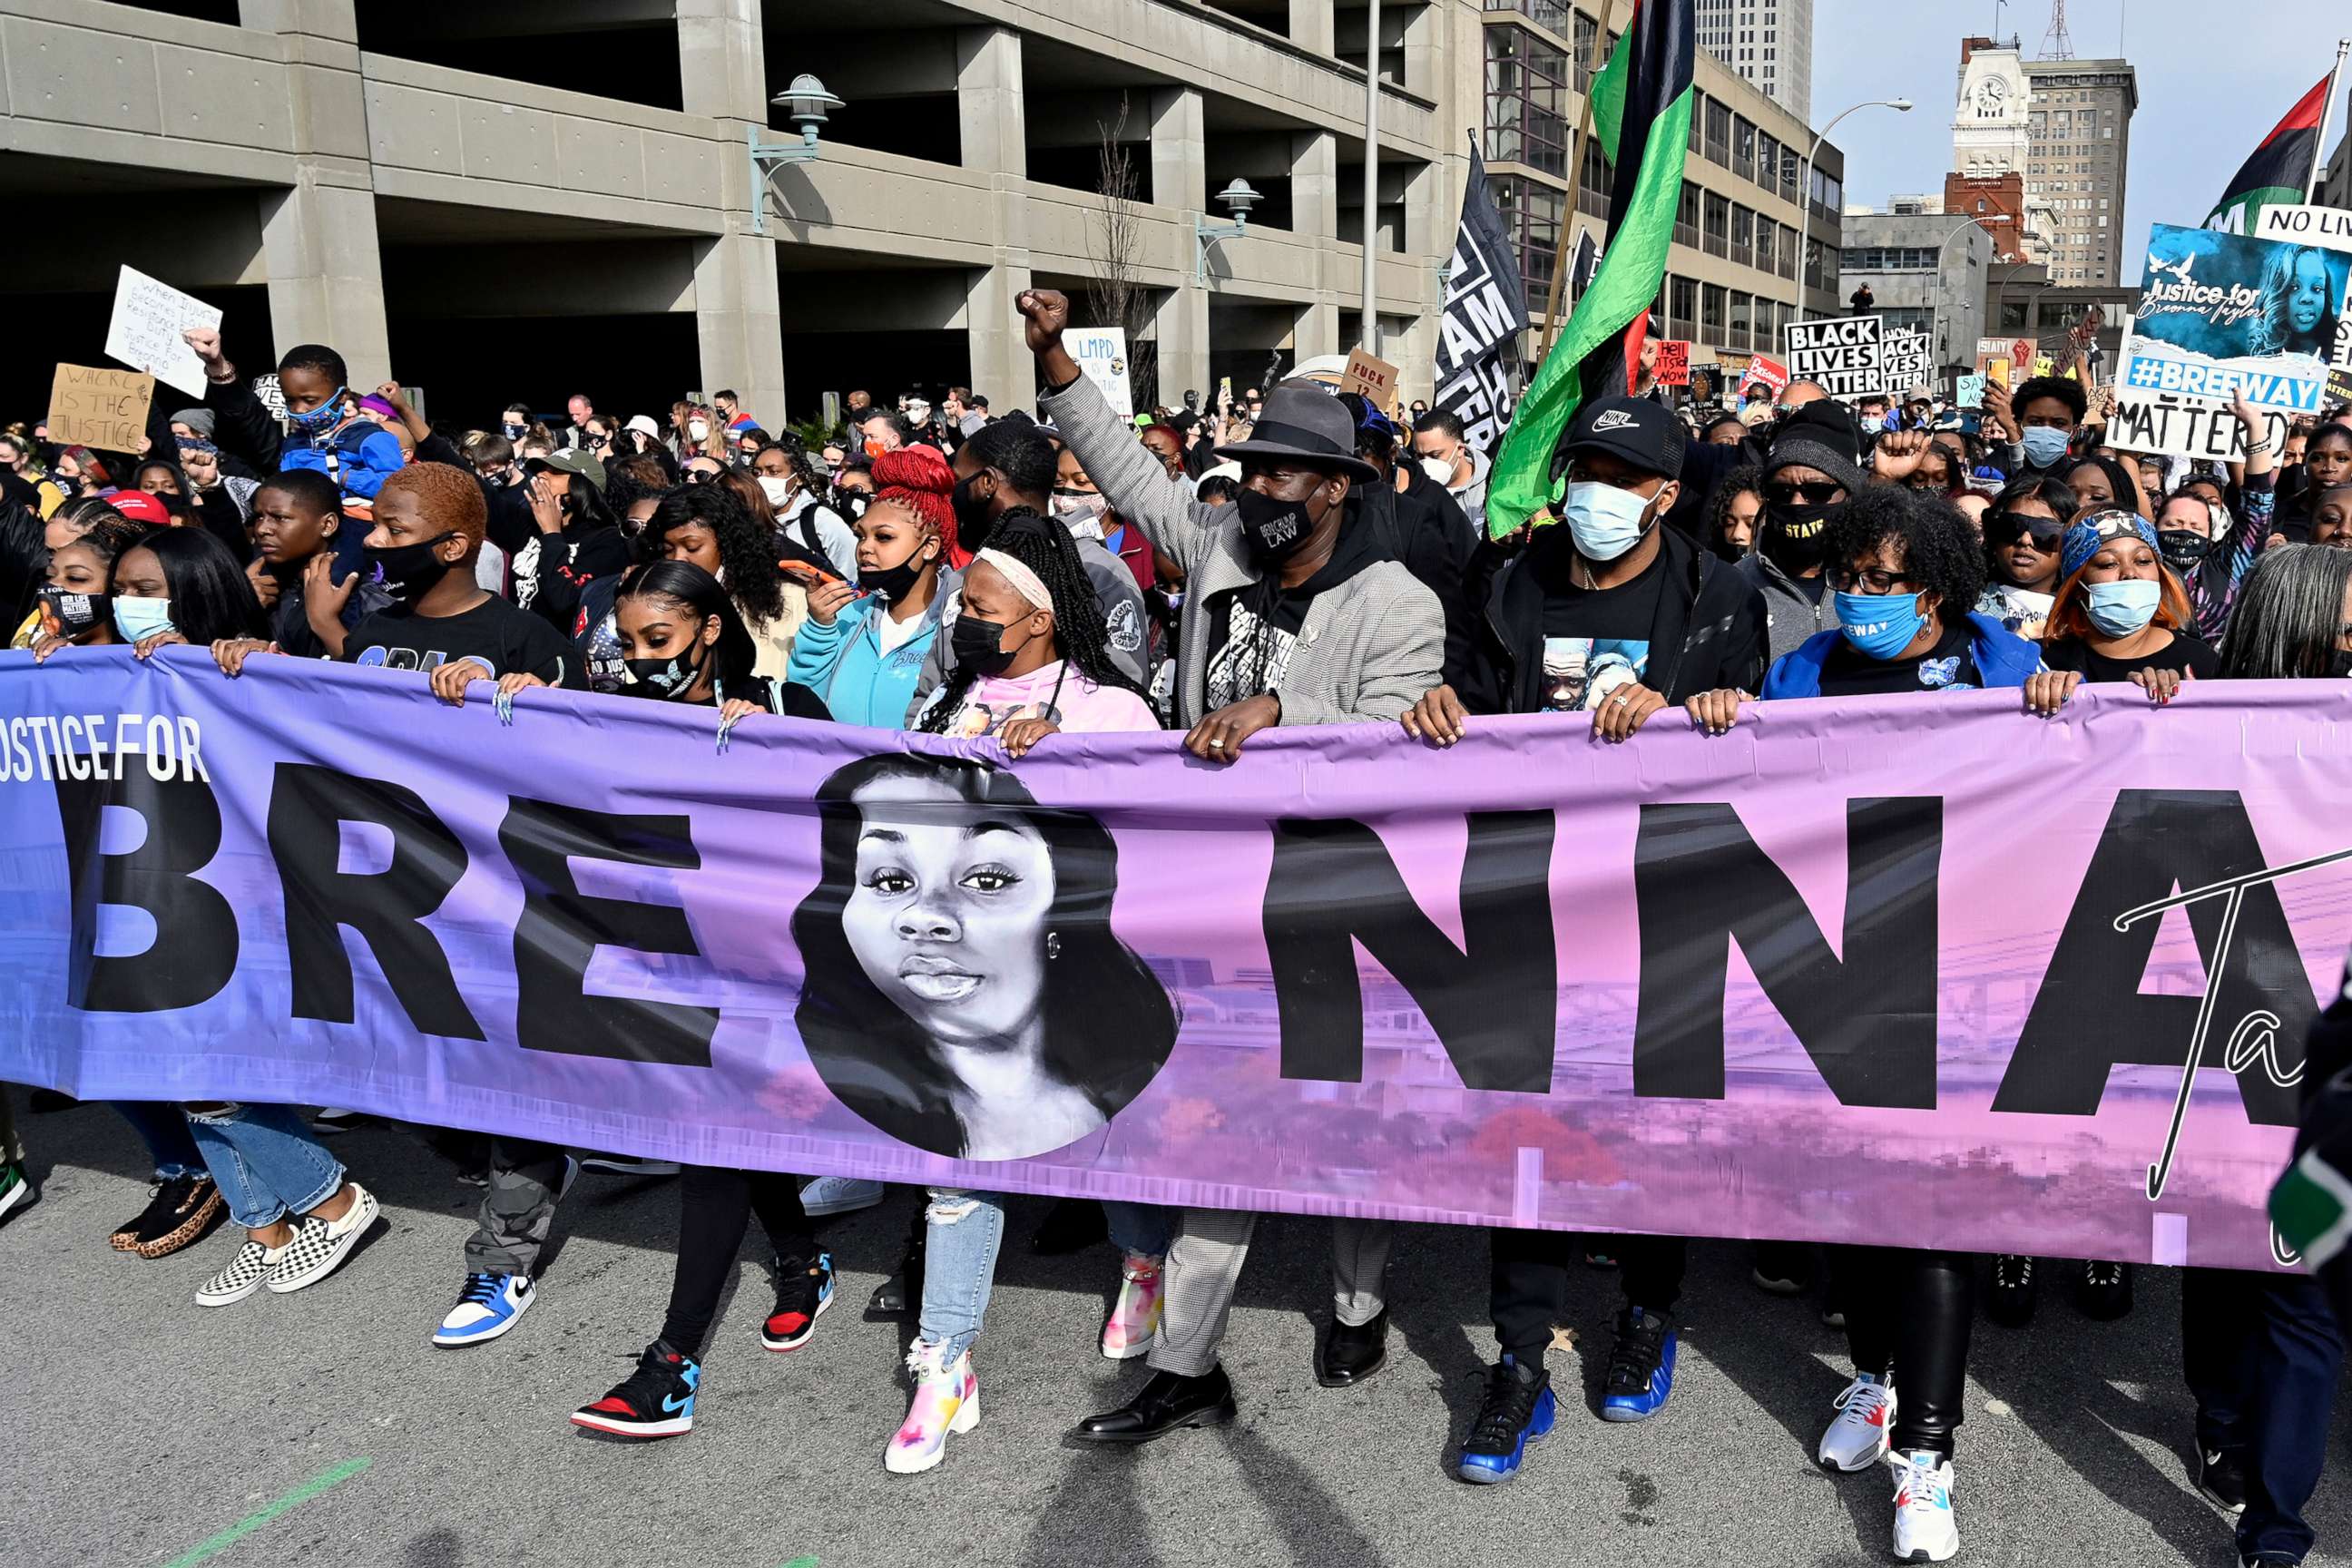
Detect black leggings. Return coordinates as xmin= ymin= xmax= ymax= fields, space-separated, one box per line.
xmin=1832 ymin=1246 xmax=1973 ymax=1458
xmin=661 ymin=1166 xmax=814 ymax=1356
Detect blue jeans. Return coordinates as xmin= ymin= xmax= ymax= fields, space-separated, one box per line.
xmin=916 ymin=1189 xmax=1005 ymax=1363
xmin=114 ymin=1101 xmax=202 ymax=1179
xmin=183 ymin=1104 xmax=345 ymax=1230
xmin=1104 ymin=1200 xmax=1173 ymax=1259
xmin=2183 ymin=1267 xmax=2344 ymax=1563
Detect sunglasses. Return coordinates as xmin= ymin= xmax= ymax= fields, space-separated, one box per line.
xmin=685 ymin=468 xmax=719 ymax=485
xmin=1985 ymin=510 xmax=2064 ymax=548
xmin=1762 ymin=479 xmax=1843 ymax=506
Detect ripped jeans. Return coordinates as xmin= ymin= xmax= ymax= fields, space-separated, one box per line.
xmin=916 ymin=1189 xmax=1006 ymax=1364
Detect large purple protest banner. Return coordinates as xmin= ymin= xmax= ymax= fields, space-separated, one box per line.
xmin=3 ymin=650 xmax=2346 ymax=1272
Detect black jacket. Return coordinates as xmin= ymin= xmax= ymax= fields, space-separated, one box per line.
xmin=1390 ymin=460 xmax=1475 ymax=680
xmin=1451 ymin=519 xmax=1769 ymax=714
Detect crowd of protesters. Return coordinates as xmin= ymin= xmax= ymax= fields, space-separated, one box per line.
xmin=4 ymin=294 xmax=2351 ymax=1568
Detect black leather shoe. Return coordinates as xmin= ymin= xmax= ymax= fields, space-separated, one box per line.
xmin=1316 ymin=1308 xmax=1390 ymax=1387
xmin=1072 ymin=1367 xmax=1238 ymax=1445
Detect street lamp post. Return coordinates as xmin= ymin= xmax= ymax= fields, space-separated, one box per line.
xmin=1797 ymin=98 xmax=1912 ymax=323
xmin=1930 ymin=215 xmax=1994 ymax=373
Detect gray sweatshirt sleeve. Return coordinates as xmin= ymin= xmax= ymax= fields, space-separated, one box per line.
xmin=1037 ymin=372 xmax=1228 ymax=576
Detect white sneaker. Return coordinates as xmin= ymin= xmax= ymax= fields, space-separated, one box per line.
xmin=195 ymin=1239 xmax=285 ymax=1308
xmin=265 ymin=1184 xmax=378 ymax=1294
xmin=1891 ymin=1449 xmax=1958 ymax=1563
xmin=801 ymin=1175 xmax=887 ymax=1218
xmin=1818 ymin=1371 xmax=1896 ymax=1472
xmin=434 ymin=1271 xmax=535 ymax=1347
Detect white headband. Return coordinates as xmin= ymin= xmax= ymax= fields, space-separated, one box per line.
xmin=975 ymin=547 xmax=1051 ymax=611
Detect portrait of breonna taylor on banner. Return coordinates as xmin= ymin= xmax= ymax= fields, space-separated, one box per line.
xmin=790 ymin=752 xmax=1180 ymax=1161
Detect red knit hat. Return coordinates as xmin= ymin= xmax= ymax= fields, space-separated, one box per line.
xmin=869 ymin=446 xmax=965 ymax=567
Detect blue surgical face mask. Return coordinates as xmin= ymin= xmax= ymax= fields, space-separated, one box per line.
xmin=1834 ymin=588 xmax=1927 ymax=660
xmin=2083 ymin=577 xmax=2161 ymax=637
xmin=1861 ymin=414 xmax=1886 ymax=436
xmin=113 ymin=595 xmax=175 ymax=642
xmin=2021 ymin=426 xmax=2072 ymax=469
xmin=1561 ymin=479 xmax=1654 ymax=563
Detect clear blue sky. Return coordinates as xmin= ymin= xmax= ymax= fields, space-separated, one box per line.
xmin=1811 ymin=0 xmax=2349 ymax=279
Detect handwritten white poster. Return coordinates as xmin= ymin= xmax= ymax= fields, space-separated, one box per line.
xmin=104 ymin=266 xmax=222 ymax=400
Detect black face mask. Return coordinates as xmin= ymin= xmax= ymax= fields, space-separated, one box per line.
xmin=39 ymin=586 xmax=109 ymax=641
xmin=951 ymin=470 xmax=995 ymax=552
xmin=624 ymin=638 xmax=708 ymax=700
xmin=1233 ymin=486 xmax=1324 ymax=567
xmin=951 ymin=610 xmax=1021 ymax=678
xmin=2158 ymin=529 xmax=2212 ymax=571
xmin=366 ymin=531 xmax=458 ymax=602
xmin=860 ymin=542 xmax=935 ymax=605
xmin=2334 ymin=648 xmax=2352 ymax=679
xmin=1759 ymin=500 xmax=1834 ymax=574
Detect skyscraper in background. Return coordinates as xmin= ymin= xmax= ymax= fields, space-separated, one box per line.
xmin=1695 ymin=0 xmax=1812 ymax=122
xmin=2023 ymin=56 xmax=2137 ymax=287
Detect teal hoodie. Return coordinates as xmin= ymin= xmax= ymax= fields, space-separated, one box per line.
xmin=786 ymin=573 xmax=956 ymax=728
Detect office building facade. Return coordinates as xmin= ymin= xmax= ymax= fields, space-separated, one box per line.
xmin=0 ymin=0 xmax=1477 ymax=425
xmin=1837 ymin=206 xmax=1991 ymax=380
xmin=1694 ymin=0 xmax=1811 ymax=122
xmin=2023 ymin=57 xmax=2136 ymax=287
xmin=1483 ymin=0 xmax=1843 ymax=387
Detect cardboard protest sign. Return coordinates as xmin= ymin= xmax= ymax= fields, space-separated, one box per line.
xmin=2111 ymin=390 xmax=2295 ymax=462
xmin=103 ymin=266 xmax=221 ymax=400
xmin=1339 ymin=347 xmax=1401 ymax=407
xmin=46 ymin=364 xmax=152 ymax=451
xmin=1067 ymin=328 xmax=1133 ymax=420
xmin=1655 ymin=340 xmax=1690 ymax=386
xmin=1957 ymin=374 xmax=1986 ymax=409
xmin=1739 ymin=353 xmax=1790 ymax=397
xmin=2116 ymin=223 xmax=2351 ymax=414
xmin=1786 ymin=316 xmax=1930 ymax=401
xmin=2257 ymin=203 xmax=2352 ymax=255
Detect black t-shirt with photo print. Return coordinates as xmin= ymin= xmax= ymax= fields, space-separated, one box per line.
xmin=1816 ymin=618 xmax=1979 ymax=698
xmin=1530 ymin=541 xmax=1666 ymax=712
xmin=343 ymin=595 xmax=586 ymax=688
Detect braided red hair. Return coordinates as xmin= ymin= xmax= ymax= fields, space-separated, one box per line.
xmin=869 ymin=445 xmax=964 ymax=566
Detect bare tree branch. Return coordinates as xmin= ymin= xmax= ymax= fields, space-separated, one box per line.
xmin=1085 ymin=95 xmax=1157 ymax=409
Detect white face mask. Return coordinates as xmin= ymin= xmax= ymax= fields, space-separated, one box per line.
xmin=1560 ymin=479 xmax=1654 ymax=562
xmin=688 ymin=419 xmax=710 ymax=441
xmin=757 ymin=475 xmax=795 ymax=506
xmin=1420 ymin=455 xmax=1455 ymax=485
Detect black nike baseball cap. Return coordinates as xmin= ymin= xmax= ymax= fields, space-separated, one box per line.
xmin=1562 ymin=394 xmax=1685 ymax=482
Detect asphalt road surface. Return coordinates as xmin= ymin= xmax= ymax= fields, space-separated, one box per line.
xmin=6 ymin=1102 xmax=2347 ymax=1568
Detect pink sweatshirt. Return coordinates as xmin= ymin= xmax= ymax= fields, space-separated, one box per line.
xmin=940 ymin=660 xmax=1160 ymax=740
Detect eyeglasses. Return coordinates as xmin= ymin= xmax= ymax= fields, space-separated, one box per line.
xmin=1826 ymin=566 xmax=1915 ymax=594
xmin=685 ymin=468 xmax=718 ymax=485
xmin=1985 ymin=510 xmax=2064 ymax=548
xmin=1762 ymin=479 xmax=1844 ymax=506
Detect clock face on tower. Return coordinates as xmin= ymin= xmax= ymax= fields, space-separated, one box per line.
xmin=1976 ymin=78 xmax=2009 ymax=111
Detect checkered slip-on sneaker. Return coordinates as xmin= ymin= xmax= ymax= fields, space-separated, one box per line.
xmin=195 ymin=1240 xmax=284 ymax=1308
xmin=265 ymin=1184 xmax=379 ymax=1295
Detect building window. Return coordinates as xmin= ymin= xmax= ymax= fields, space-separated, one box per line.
xmin=1729 ymin=290 xmax=1754 ymax=353
xmin=1703 ymin=191 xmax=1730 ymax=258
xmin=1492 ymin=174 xmax=1568 ymax=317
xmin=1482 ymin=0 xmax=1573 ymax=29
xmin=1577 ymin=137 xmax=1611 ymax=219
xmin=1484 ymin=26 xmax=1570 ymax=178
xmin=1676 ymin=180 xmax=1701 ymax=247
xmin=1670 ymin=274 xmax=1699 ymax=339
xmin=1703 ymin=282 xmax=1727 ymax=339
xmin=1731 ymin=203 xmax=1756 ymax=267
xmin=1706 ymin=98 xmax=1732 ymax=166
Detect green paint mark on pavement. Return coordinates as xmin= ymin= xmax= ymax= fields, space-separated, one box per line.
xmin=162 ymin=1456 xmax=372 ymax=1568
xmin=779 ymin=1557 xmax=819 ymax=1568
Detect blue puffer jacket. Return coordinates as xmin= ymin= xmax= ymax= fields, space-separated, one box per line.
xmin=786 ymin=577 xmax=955 ymax=728
xmin=281 ymin=415 xmax=406 ymax=502
xmin=1759 ymin=611 xmax=2043 ymax=698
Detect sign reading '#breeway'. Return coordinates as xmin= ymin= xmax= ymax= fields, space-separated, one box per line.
xmin=1 ymin=653 xmax=2336 ymax=1271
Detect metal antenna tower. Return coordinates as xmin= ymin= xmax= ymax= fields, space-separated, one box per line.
xmin=2039 ymin=0 xmax=2076 ymax=58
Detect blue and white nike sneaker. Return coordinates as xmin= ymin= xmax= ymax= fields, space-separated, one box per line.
xmin=1600 ymin=1305 xmax=1677 ymax=1422
xmin=572 ymin=1341 xmax=701 ymax=1439
xmin=1891 ymin=1448 xmax=1959 ymax=1563
xmin=1457 ymin=1354 xmax=1557 ymax=1484
xmin=433 ymin=1271 xmax=534 ymax=1347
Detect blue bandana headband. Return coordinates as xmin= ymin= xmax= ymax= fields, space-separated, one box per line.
xmin=2062 ymin=509 xmax=2159 ymax=581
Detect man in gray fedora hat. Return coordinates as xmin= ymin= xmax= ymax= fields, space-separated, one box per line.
xmin=1021 ymin=286 xmax=1442 ymax=1440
